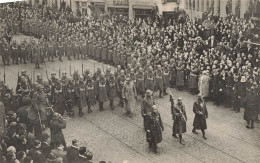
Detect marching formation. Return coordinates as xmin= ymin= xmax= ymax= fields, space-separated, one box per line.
xmin=0 ymin=0 xmax=259 ymax=160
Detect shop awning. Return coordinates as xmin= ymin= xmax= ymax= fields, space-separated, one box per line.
xmin=132 ymin=5 xmax=153 ymax=10
xmin=107 ymin=5 xmax=129 ymax=9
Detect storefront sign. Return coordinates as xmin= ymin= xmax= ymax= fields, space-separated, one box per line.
xmin=113 ymin=0 xmax=128 ymax=6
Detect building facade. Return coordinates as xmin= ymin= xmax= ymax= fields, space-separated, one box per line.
xmin=183 ymin=0 xmax=260 ymax=19
xmin=29 ymin=0 xmax=260 ymax=20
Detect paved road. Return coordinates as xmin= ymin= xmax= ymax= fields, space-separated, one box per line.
xmin=0 ymin=35 xmax=260 ymax=163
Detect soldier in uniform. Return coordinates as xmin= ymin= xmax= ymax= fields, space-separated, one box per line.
xmin=74 ymin=38 xmax=81 ymax=59
xmin=163 ymin=62 xmax=170 ymax=96
xmin=169 ymin=59 xmax=176 ymax=88
xmin=136 ymin=67 xmax=145 ymax=98
xmin=52 ymin=79 xmax=63 ymax=105
xmin=155 ymin=65 xmax=163 ymax=98
xmin=75 ymin=76 xmax=86 ymax=117
xmin=20 ymin=40 xmax=27 ymax=64
xmin=11 ymin=41 xmax=19 ymax=64
xmin=172 ymin=97 xmax=187 ymax=144
xmin=73 ymin=69 xmax=80 ymax=82
xmin=65 ymin=77 xmax=75 ymax=116
xmin=57 ymin=38 xmax=63 ymax=62
xmin=192 ymin=94 xmax=208 ymax=139
xmin=43 ymin=80 xmax=52 ymax=105
xmin=141 ymin=90 xmax=154 ymax=131
xmin=107 ymin=72 xmax=117 ymax=110
xmin=66 ymin=37 xmax=73 ymax=60
xmin=34 ymin=41 xmax=41 ymax=68
xmin=145 ymin=66 xmax=154 ymax=92
xmin=31 ymin=84 xmax=49 ymax=137
xmin=97 ymin=75 xmax=107 ymax=111
xmin=146 ymin=105 xmax=164 ymax=154
xmin=2 ymin=39 xmax=10 ymax=65
xmin=49 ymin=112 xmax=67 ymax=148
xmin=122 ymin=78 xmax=137 ymax=117
xmin=80 ymin=36 xmax=87 ymax=59
xmin=18 ymin=70 xmax=32 ymax=89
xmin=36 ymin=74 xmax=43 ymax=86
xmin=86 ymin=78 xmax=96 ymax=114
xmin=48 ymin=37 xmax=55 ymax=62
xmin=16 ymin=76 xmax=31 ymax=95
xmin=244 ymin=87 xmax=258 ymax=129
xmin=117 ymin=70 xmax=126 ymax=107
xmin=102 ymin=39 xmax=108 ymax=63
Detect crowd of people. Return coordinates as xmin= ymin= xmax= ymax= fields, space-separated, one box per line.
xmin=0 ymin=0 xmax=260 ymax=160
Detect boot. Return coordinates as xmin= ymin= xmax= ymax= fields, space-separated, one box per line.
xmin=99 ymin=102 xmax=104 ymax=111
xmin=192 ymin=128 xmax=198 ymax=134
xmin=88 ymin=106 xmax=92 ymax=113
xmin=110 ymin=100 xmax=114 ymax=110
xmin=159 ymin=90 xmax=163 ymax=98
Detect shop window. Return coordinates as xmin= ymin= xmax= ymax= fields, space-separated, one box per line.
xmin=197 ymin=0 xmax=200 ymax=11
xmin=193 ymin=0 xmax=195 ymax=10
xmin=201 ymin=0 xmax=204 ymax=11
xmin=186 ymin=0 xmax=188 ymax=9
xmin=206 ymin=0 xmax=209 ymax=11
xmin=189 ymin=0 xmax=191 ymax=9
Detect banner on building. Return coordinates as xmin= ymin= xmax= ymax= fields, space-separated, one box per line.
xmin=0 ymin=0 xmax=24 ymax=3
xmin=113 ymin=0 xmax=128 ymax=6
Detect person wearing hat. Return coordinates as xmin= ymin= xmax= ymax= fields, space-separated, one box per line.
xmin=56 ymin=37 xmax=63 ymax=62
xmin=122 ymin=77 xmax=137 ymax=117
xmin=47 ymin=37 xmax=55 ymax=62
xmin=30 ymin=84 xmax=49 ymax=137
xmin=49 ymin=112 xmax=67 ymax=148
xmin=145 ymin=66 xmax=155 ymax=92
xmin=11 ymin=40 xmax=19 ymax=64
xmin=154 ymin=65 xmax=164 ymax=98
xmin=172 ymin=97 xmax=187 ymax=144
xmin=147 ymin=105 xmax=164 ymax=154
xmin=64 ymin=77 xmax=76 ymax=116
xmin=39 ymin=132 xmax=51 ymax=159
xmin=20 ymin=40 xmax=28 ymax=64
xmin=198 ymin=70 xmax=211 ymax=100
xmin=136 ymin=67 xmax=145 ymax=98
xmin=176 ymin=61 xmax=185 ymax=89
xmin=97 ymin=75 xmax=108 ymax=111
xmin=27 ymin=139 xmax=45 ymax=163
xmin=107 ymin=72 xmax=117 ymax=110
xmin=141 ymin=89 xmax=155 ymax=130
xmin=67 ymin=139 xmax=79 ymax=163
xmin=75 ymin=76 xmax=86 ymax=117
xmin=36 ymin=73 xmax=43 ymax=86
xmin=244 ymin=87 xmax=258 ymax=129
xmin=117 ymin=69 xmax=126 ymax=108
xmin=192 ymin=94 xmax=208 ymax=139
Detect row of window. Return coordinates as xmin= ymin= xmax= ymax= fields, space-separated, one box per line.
xmin=185 ymin=0 xmax=217 ymax=12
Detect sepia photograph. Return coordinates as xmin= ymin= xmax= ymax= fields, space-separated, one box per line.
xmin=0 ymin=0 xmax=259 ymax=162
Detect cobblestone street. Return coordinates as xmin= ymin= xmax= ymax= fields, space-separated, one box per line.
xmin=1 ymin=50 xmax=260 ymax=163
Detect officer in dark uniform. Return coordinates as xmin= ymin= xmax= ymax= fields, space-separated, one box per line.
xmin=107 ymin=72 xmax=117 ymax=110
xmin=20 ymin=40 xmax=27 ymax=64
xmin=244 ymin=87 xmax=258 ymax=129
xmin=75 ymin=76 xmax=86 ymax=117
xmin=11 ymin=40 xmax=19 ymax=64
xmin=146 ymin=105 xmax=164 ymax=154
xmin=65 ymin=77 xmax=75 ymax=116
xmin=141 ymin=90 xmax=154 ymax=131
xmin=97 ymin=75 xmax=107 ymax=111
xmin=86 ymin=78 xmax=96 ymax=113
xmin=136 ymin=67 xmax=145 ymax=98
xmin=2 ymin=39 xmax=10 ymax=65
xmin=172 ymin=97 xmax=187 ymax=144
xmin=192 ymin=94 xmax=208 ymax=139
xmin=57 ymin=38 xmax=63 ymax=62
